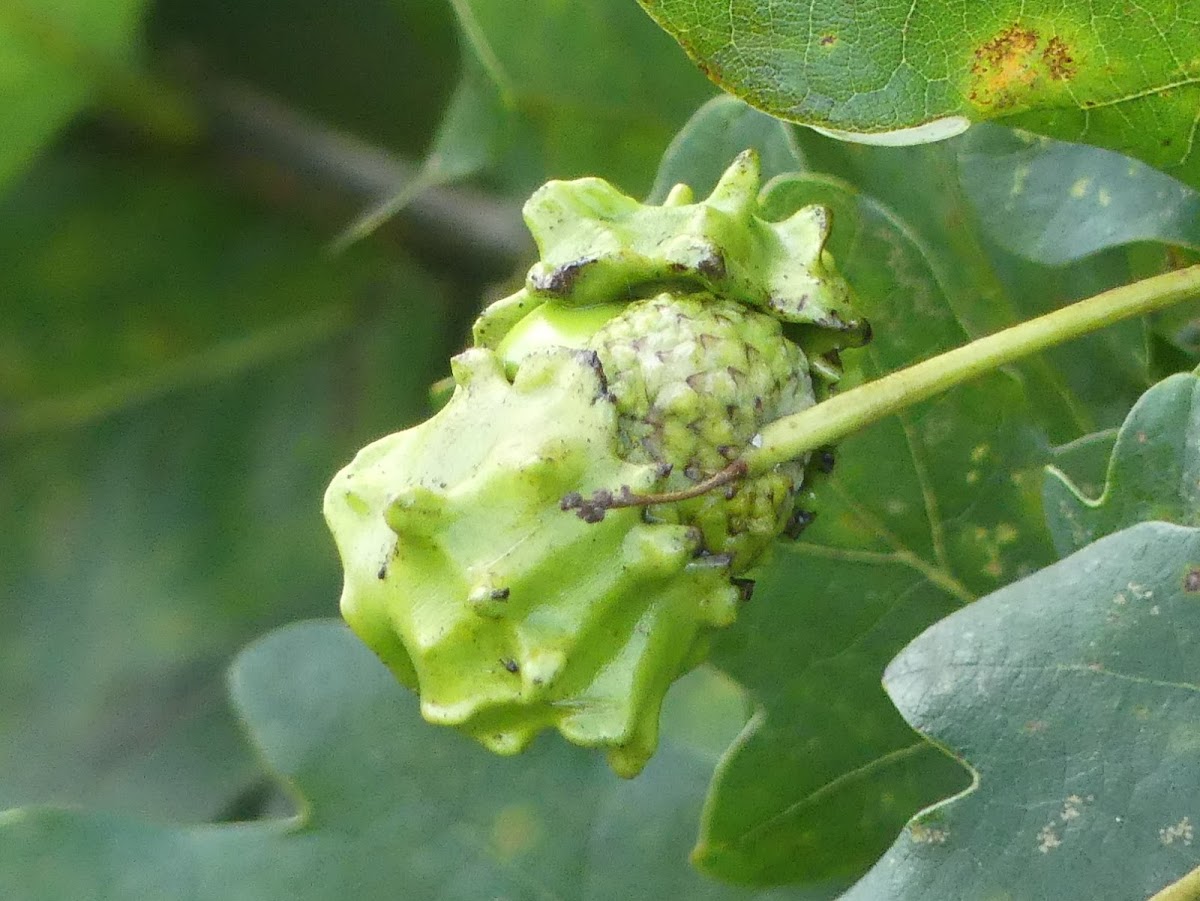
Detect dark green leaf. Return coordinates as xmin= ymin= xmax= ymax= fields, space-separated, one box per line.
xmin=1151 ymin=272 xmax=1200 ymax=368
xmin=449 ymin=0 xmax=715 ymax=195
xmin=648 ymin=96 xmax=805 ymax=203
xmin=1045 ymin=428 xmax=1120 ymax=507
xmin=416 ymin=53 xmax=509 ymax=190
xmin=0 ymin=0 xmax=151 ymax=192
xmin=844 ymin=522 xmax=1200 ymax=901
xmin=0 ymin=150 xmax=446 ymax=819
xmin=958 ymin=124 xmax=1200 ymax=265
xmin=1044 ymin=370 xmax=1200 ymax=556
xmin=695 ymin=171 xmax=1053 ymax=886
xmin=637 ymin=0 xmax=1200 ymax=188
xmin=151 ymin=0 xmax=459 ymax=159
xmin=796 ymin=126 xmax=1155 ymax=441
xmin=0 ymin=620 xmax=826 ymax=900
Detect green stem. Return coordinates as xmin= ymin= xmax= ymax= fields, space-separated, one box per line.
xmin=745 ymin=264 xmax=1200 ymax=475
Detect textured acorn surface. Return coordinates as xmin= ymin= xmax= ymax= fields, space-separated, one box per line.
xmin=324 ymin=346 xmax=740 ymax=777
xmin=590 ymin=291 xmax=813 ymax=567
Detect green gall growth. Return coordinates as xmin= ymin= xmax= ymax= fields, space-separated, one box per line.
xmin=325 ymin=151 xmax=862 ymax=775
xmin=325 ymin=347 xmax=739 ymax=776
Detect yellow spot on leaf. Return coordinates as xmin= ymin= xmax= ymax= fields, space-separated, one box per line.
xmin=911 ymin=822 xmax=950 ymax=844
xmin=1011 ymin=164 xmax=1031 ymax=196
xmin=969 ymin=24 xmax=1077 ymax=111
xmin=1038 ymin=823 xmax=1062 ymax=853
xmin=1160 ymin=817 xmax=1194 ymax=846
xmin=1070 ymin=178 xmax=1091 ymax=198
xmin=974 ymin=523 xmax=1019 ymax=579
xmin=1010 ymin=469 xmax=1040 ymax=491
xmin=1060 ymin=795 xmax=1085 ymax=823
xmin=491 ymin=803 xmax=542 ymax=859
xmin=1038 ymin=796 xmax=1090 ymax=852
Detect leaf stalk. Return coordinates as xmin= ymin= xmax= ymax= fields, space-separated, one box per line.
xmin=744 ymin=264 xmax=1200 ymax=475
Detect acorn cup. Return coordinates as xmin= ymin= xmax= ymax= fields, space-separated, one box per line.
xmin=324 ymin=151 xmax=866 ymax=776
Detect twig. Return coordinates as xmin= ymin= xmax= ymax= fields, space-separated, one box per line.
xmin=560 ymin=264 xmax=1200 ymax=522
xmin=560 ymin=462 xmax=748 ymax=523
xmin=201 ymin=82 xmax=531 ymax=266
xmin=745 ymin=264 xmax=1200 ymax=474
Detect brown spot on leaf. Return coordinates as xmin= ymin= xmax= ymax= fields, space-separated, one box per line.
xmin=976 ymin=23 xmax=1038 ymax=69
xmin=695 ymin=57 xmax=722 ymax=82
xmin=819 ymin=33 xmax=837 ymax=47
xmin=1042 ymin=36 xmax=1076 ymax=79
xmin=1185 ymin=567 xmax=1200 ymax=592
xmin=969 ymin=24 xmax=1075 ymax=109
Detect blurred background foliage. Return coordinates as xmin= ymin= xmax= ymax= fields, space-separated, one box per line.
xmin=0 ymin=0 xmax=730 ymax=869
xmin=3 ymin=0 xmax=1200 ymax=898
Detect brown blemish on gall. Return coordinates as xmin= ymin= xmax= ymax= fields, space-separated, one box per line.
xmin=532 ymin=258 xmax=595 ymax=296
